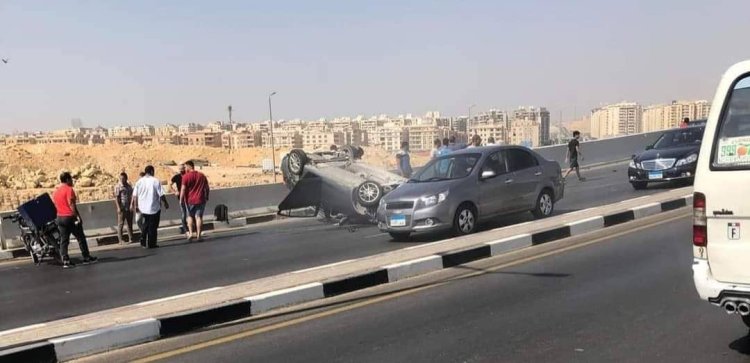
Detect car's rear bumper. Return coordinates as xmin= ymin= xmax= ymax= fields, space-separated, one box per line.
xmin=693 ymin=258 xmax=750 ymax=304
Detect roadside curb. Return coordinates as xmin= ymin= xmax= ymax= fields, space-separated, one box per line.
xmin=0 ymin=193 xmax=693 ymax=362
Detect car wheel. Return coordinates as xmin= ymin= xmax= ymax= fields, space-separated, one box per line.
xmin=287 ymin=149 xmax=308 ymax=175
xmin=453 ymin=203 xmax=478 ymax=236
xmin=532 ymin=189 xmax=554 ymax=219
xmin=356 ymin=181 xmax=383 ymax=207
xmin=23 ymin=236 xmax=40 ymax=265
xmin=389 ymin=232 xmax=410 ymax=241
xmin=631 ymin=181 xmax=647 ymax=190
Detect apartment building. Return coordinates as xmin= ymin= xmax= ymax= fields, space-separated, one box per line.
xmin=226 ymin=131 xmax=262 ymax=149
xmin=132 ymin=125 xmax=156 ymax=136
xmin=469 ymin=124 xmax=507 ymax=145
xmin=407 ymin=126 xmax=449 ymax=151
xmin=182 ymin=132 xmax=223 ymax=148
xmin=302 ymin=131 xmax=346 ymax=150
xmin=590 ymin=102 xmax=642 ymax=139
xmin=157 ymin=124 xmax=178 ymax=137
xmin=641 ymin=100 xmax=711 ymax=132
xmin=508 ymin=119 xmax=541 ymax=148
xmin=179 ymin=123 xmax=203 ymax=134
xmin=207 ymin=121 xmax=231 ymax=132
xmin=108 ymin=126 xmax=133 ymax=137
xmin=106 ymin=135 xmax=144 ymax=145
xmin=514 ymin=106 xmax=551 ymax=145
xmin=261 ymin=130 xmax=303 ymax=149
xmin=371 ymin=126 xmax=408 ymax=151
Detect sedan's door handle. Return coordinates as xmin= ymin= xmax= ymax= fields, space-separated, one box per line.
xmin=534 ymin=171 xmax=542 ymax=176
xmin=505 ymin=179 xmax=514 ymax=184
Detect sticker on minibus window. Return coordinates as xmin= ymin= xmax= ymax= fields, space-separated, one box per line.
xmin=717 ymin=136 xmax=750 ymax=165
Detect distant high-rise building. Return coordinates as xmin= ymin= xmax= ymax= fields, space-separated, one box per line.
xmin=514 ymin=107 xmax=551 ymax=145
xmin=590 ymin=102 xmax=642 ymax=139
xmin=640 ymin=100 xmax=711 ymax=132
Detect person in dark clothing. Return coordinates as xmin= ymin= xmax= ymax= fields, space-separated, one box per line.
xmin=564 ymin=131 xmax=585 ymax=181
xmin=170 ymin=164 xmax=188 ymax=236
xmin=53 ymin=172 xmax=97 ymax=268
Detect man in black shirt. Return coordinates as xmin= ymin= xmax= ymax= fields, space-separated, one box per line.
xmin=564 ymin=131 xmax=585 ymax=181
xmin=170 ymin=164 xmax=188 ymax=235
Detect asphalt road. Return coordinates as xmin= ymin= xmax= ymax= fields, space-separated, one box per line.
xmin=0 ymin=162 xmax=677 ymax=331
xmin=106 ymin=215 xmax=750 ymax=363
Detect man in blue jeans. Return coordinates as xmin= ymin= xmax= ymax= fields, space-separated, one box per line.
xmin=180 ymin=160 xmax=210 ymax=241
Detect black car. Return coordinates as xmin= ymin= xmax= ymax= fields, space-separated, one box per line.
xmin=628 ymin=123 xmax=705 ymax=190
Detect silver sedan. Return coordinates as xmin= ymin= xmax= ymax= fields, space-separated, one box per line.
xmin=377 ymin=145 xmax=564 ymax=240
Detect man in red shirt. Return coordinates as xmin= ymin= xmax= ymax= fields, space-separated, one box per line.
xmin=180 ymin=160 xmax=210 ymax=241
xmin=53 ymin=172 xmax=97 ymax=268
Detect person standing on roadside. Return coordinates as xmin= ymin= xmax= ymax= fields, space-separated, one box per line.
xmin=180 ymin=160 xmax=210 ymax=241
xmin=487 ymin=137 xmax=496 ymax=145
xmin=564 ymin=131 xmax=585 ymax=181
xmin=395 ymin=141 xmax=413 ymax=178
xmin=430 ymin=138 xmax=442 ymax=159
xmin=132 ymin=165 xmax=169 ymax=249
xmin=170 ymin=164 xmax=188 ymax=237
xmin=468 ymin=134 xmax=482 ymax=148
xmin=113 ymin=172 xmax=134 ymax=244
xmin=680 ymin=117 xmax=690 ymax=128
xmin=53 ymin=172 xmax=97 ymax=268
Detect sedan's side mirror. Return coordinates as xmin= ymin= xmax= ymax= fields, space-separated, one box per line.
xmin=481 ymin=170 xmax=497 ymax=180
xmin=646 ymin=145 xmax=653 ymax=150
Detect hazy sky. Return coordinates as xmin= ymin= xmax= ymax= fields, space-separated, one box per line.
xmin=1 ymin=0 xmax=750 ymax=131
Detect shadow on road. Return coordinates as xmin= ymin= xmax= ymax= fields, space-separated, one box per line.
xmin=729 ymin=332 xmax=750 ymax=355
xmin=96 ymin=255 xmax=151 ymax=264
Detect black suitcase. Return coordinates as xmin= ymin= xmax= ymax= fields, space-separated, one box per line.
xmin=17 ymin=193 xmax=58 ymax=232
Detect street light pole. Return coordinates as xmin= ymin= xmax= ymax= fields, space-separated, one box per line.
xmin=468 ymin=104 xmax=476 ymax=134
xmin=268 ymin=91 xmax=277 ymax=183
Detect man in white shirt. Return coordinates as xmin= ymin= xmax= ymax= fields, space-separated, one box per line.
xmin=132 ymin=165 xmax=169 ymax=249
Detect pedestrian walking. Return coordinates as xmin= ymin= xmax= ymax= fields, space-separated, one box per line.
xmin=53 ymin=172 xmax=97 ymax=268
xmin=395 ymin=141 xmax=413 ymax=178
xmin=180 ymin=160 xmax=210 ymax=241
xmin=132 ymin=165 xmax=169 ymax=249
xmin=564 ymin=131 xmax=585 ymax=181
xmin=113 ymin=172 xmax=135 ymax=244
xmin=135 ymin=171 xmax=146 ymax=235
xmin=170 ymin=164 xmax=188 ymax=237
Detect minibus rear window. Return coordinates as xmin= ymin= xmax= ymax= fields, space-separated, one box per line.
xmin=713 ymin=76 xmax=750 ymax=170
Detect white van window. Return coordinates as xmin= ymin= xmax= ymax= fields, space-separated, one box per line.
xmin=713 ymin=75 xmax=750 ymax=169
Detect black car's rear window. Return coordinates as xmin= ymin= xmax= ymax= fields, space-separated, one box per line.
xmin=713 ymin=75 xmax=750 ymax=170
xmin=652 ymin=128 xmax=704 ymax=149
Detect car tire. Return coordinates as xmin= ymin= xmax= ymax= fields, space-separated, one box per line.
xmin=356 ymin=181 xmax=384 ymax=207
xmin=287 ymin=149 xmax=308 ymax=175
xmin=389 ymin=232 xmax=410 ymax=241
xmin=23 ymin=236 xmax=40 ymax=265
xmin=531 ymin=189 xmax=555 ymax=219
xmin=453 ymin=203 xmax=478 ymax=236
xmin=631 ymin=181 xmax=647 ymax=190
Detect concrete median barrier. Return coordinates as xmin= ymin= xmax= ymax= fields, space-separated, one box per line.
xmin=0 ymin=187 xmax=693 ymax=361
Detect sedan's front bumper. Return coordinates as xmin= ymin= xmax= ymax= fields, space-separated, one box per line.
xmin=376 ymin=201 xmax=453 ymax=234
xmin=627 ymin=164 xmax=696 ymax=183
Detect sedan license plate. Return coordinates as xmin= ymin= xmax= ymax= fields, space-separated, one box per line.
xmin=390 ymin=215 xmax=406 ymax=227
xmin=648 ymin=171 xmax=663 ymax=180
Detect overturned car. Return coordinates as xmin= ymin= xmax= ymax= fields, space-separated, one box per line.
xmin=278 ymin=145 xmax=406 ymax=223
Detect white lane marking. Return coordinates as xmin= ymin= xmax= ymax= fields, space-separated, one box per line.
xmin=365 ymin=233 xmax=388 ymax=239
xmin=0 ymin=323 xmax=47 ymax=337
xmin=291 ymin=259 xmax=355 ymax=274
xmin=135 ymin=287 xmax=223 ymax=307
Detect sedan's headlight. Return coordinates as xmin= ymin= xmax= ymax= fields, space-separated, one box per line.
xmin=420 ymin=191 xmax=449 ymax=208
xmin=675 ymin=153 xmax=698 ymax=166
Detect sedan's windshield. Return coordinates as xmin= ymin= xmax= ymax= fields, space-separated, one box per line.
xmin=652 ymin=128 xmax=704 ymax=149
xmin=410 ymin=154 xmax=481 ymax=182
